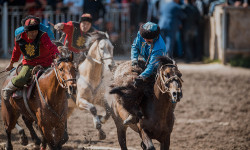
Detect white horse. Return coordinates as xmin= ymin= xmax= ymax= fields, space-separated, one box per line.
xmin=68 ymin=31 xmax=115 ymax=140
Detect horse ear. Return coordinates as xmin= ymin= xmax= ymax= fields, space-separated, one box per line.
xmin=69 ymin=52 xmax=74 ymax=62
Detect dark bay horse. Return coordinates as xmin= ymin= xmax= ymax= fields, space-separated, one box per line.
xmin=110 ymin=56 xmax=183 ymax=150
xmin=1 ymin=54 xmax=77 ymax=150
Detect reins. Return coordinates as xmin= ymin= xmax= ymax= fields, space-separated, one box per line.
xmin=156 ymin=64 xmax=183 ymax=93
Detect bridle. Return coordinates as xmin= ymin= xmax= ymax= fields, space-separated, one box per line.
xmin=156 ymin=64 xmax=183 ymax=94
xmin=84 ymin=39 xmax=114 ymax=65
xmin=53 ymin=62 xmax=77 ymax=89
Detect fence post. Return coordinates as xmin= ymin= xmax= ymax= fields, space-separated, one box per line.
xmin=2 ymin=2 xmax=9 ymax=58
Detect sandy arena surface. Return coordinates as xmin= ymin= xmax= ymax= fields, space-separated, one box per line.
xmin=0 ymin=56 xmax=249 ymax=150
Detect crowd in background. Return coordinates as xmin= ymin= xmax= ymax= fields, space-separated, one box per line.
xmin=0 ymin=0 xmax=249 ymax=61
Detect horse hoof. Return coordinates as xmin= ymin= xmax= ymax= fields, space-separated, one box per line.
xmin=98 ymin=130 xmax=106 ymax=140
xmin=98 ymin=115 xmax=106 ymax=124
xmin=40 ymin=146 xmax=46 ymax=150
xmin=5 ymin=143 xmax=13 ymax=150
xmin=20 ymin=132 xmax=28 ymax=146
xmin=61 ymin=131 xmax=69 ymax=145
xmin=34 ymin=138 xmax=41 ymax=146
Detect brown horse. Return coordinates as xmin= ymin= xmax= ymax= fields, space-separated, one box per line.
xmin=1 ymin=54 xmax=77 ymax=150
xmin=109 ymin=56 xmax=183 ymax=150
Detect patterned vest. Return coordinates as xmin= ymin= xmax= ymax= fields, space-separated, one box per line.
xmin=71 ymin=22 xmax=93 ymax=50
xmin=16 ymin=31 xmax=44 ymax=60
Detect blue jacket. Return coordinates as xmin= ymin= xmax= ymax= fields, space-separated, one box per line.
xmin=158 ymin=1 xmax=186 ymax=36
xmin=131 ymin=32 xmax=167 ymax=78
xmin=15 ymin=23 xmax=55 ymax=40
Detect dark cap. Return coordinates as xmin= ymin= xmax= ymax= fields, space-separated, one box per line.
xmin=80 ymin=13 xmax=93 ymax=23
xmin=24 ymin=17 xmax=40 ymax=31
xmin=139 ymin=22 xmax=160 ymax=39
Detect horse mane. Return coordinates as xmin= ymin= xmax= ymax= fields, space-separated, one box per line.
xmin=157 ymin=56 xmax=174 ymax=66
xmin=43 ymin=56 xmax=73 ymax=75
xmin=85 ymin=31 xmax=108 ymax=49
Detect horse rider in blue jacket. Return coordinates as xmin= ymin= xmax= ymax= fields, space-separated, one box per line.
xmin=15 ymin=15 xmax=55 ymax=41
xmin=131 ymin=22 xmax=167 ymax=82
xmin=124 ymin=22 xmax=167 ymax=125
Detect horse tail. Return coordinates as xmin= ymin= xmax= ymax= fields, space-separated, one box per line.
xmin=109 ymin=86 xmax=129 ymax=96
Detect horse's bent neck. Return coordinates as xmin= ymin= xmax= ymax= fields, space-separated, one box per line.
xmin=79 ymin=41 xmax=103 ymax=88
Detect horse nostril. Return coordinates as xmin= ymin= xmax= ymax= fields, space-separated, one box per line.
xmin=173 ymin=92 xmax=177 ymax=97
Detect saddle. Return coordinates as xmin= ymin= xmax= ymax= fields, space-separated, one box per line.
xmin=12 ymin=69 xmax=44 ymax=100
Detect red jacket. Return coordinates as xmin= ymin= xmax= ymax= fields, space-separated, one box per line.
xmin=63 ymin=21 xmax=95 ymax=53
xmin=11 ymin=31 xmax=59 ymax=68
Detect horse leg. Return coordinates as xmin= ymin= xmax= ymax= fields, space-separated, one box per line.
xmin=77 ymin=97 xmax=102 ymax=129
xmin=21 ymin=116 xmax=41 ymax=146
xmin=99 ymin=100 xmax=111 ymax=124
xmin=138 ymin=127 xmax=155 ymax=150
xmin=60 ymin=121 xmax=69 ymax=146
xmin=77 ymin=97 xmax=106 ymax=140
xmin=5 ymin=129 xmax=13 ymax=150
xmin=54 ymin=123 xmax=65 ymax=150
xmin=15 ymin=122 xmax=28 ymax=146
xmin=2 ymin=99 xmax=19 ymax=150
xmin=38 ymin=127 xmax=48 ymax=150
xmin=115 ymin=121 xmax=128 ymax=150
xmin=160 ymin=134 xmax=171 ymax=150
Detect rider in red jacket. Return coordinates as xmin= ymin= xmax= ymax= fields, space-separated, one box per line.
xmin=54 ymin=13 xmax=96 ymax=66
xmin=2 ymin=16 xmax=59 ymax=102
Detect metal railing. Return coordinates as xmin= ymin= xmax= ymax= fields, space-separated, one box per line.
xmin=0 ymin=3 xmax=131 ymax=57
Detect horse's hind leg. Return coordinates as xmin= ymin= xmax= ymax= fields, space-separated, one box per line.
xmin=21 ymin=116 xmax=41 ymax=146
xmin=15 ymin=122 xmax=28 ymax=146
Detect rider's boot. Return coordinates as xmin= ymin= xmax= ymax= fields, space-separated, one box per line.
xmin=2 ymin=81 xmax=18 ymax=101
xmin=123 ymin=110 xmax=143 ymax=126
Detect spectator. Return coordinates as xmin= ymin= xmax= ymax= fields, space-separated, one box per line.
xmin=130 ymin=0 xmax=148 ymax=34
xmin=63 ymin=0 xmax=83 ymax=15
xmin=158 ymin=0 xmax=186 ymax=58
xmin=8 ymin=0 xmax=25 ymax=6
xmin=83 ymin=0 xmax=106 ymax=30
xmin=24 ymin=0 xmax=47 ymax=16
xmin=182 ymin=0 xmax=201 ymax=62
xmin=105 ymin=21 xmax=123 ymax=54
xmin=47 ymin=0 xmax=63 ymax=14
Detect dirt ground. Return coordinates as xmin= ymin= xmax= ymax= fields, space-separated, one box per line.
xmin=0 ymin=57 xmax=249 ymax=150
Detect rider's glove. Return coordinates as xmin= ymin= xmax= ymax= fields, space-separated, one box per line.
xmin=131 ymin=60 xmax=138 ymax=67
xmin=134 ymin=76 xmax=144 ymax=87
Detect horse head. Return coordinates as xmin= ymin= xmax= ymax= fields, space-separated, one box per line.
xmin=53 ymin=53 xmax=77 ymax=96
xmin=86 ymin=31 xmax=115 ymax=72
xmin=157 ymin=56 xmax=183 ymax=103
